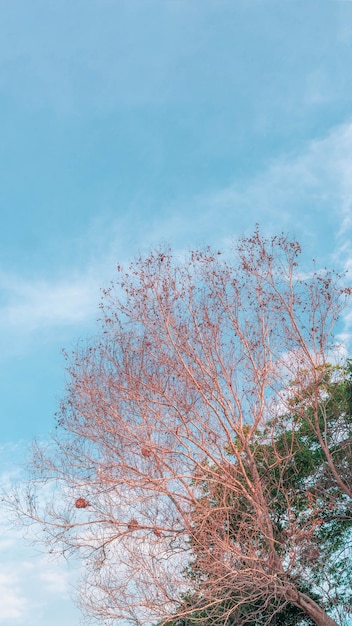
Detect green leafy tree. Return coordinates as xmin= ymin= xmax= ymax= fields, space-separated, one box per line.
xmin=163 ymin=363 xmax=352 ymax=625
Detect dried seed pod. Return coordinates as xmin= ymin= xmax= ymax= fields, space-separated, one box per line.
xmin=75 ymin=497 xmax=90 ymax=509
xmin=127 ymin=518 xmax=139 ymax=530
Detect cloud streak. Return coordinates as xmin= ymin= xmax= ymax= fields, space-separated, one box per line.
xmin=0 ymin=272 xmax=100 ymax=333
xmin=0 ymin=450 xmax=81 ymax=626
xmin=0 ymin=572 xmax=27 ymax=622
xmin=3 ymin=121 xmax=352 ymax=332
xmin=136 ymin=121 xmax=352 ymax=270
xmin=1 ymin=121 xmax=352 ymax=352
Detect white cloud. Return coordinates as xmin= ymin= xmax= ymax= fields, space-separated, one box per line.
xmin=2 ymin=122 xmax=352 ymax=344
xmin=129 ymin=121 xmax=351 ymax=265
xmin=0 ymin=556 xmax=79 ymax=625
xmin=0 ymin=572 xmax=27 ymax=622
xmin=141 ymin=120 xmax=352 ymax=350
xmin=0 ymin=449 xmax=80 ymax=622
xmin=38 ymin=567 xmax=70 ymax=594
xmin=0 ymin=518 xmax=80 ymax=625
xmin=0 ymin=272 xmax=100 ymax=334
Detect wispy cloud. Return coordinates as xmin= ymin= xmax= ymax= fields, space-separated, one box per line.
xmin=0 ymin=557 xmax=79 ymax=625
xmin=0 ymin=269 xmax=106 ymax=365
xmin=0 ymin=271 xmax=100 ymax=334
xmin=0 ymin=572 xmax=27 ymax=622
xmin=0 ymin=519 xmax=76 ymax=624
xmin=0 ymin=453 xmax=80 ymax=626
xmin=141 ymin=120 xmax=352 ymax=347
xmin=2 ymin=122 xmax=352 ymax=350
xmin=38 ymin=564 xmax=70 ymax=594
xmin=156 ymin=120 xmax=352 ymax=264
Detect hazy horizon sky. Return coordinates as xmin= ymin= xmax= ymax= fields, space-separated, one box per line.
xmin=1 ymin=1 xmax=352 ymax=624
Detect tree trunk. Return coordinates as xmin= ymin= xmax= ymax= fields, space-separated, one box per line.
xmin=288 ymin=590 xmax=339 ymax=626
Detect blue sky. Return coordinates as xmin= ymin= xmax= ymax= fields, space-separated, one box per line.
xmin=1 ymin=1 xmax=352 ymax=624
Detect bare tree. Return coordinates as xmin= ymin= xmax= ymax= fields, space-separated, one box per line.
xmin=8 ymin=230 xmax=352 ymax=626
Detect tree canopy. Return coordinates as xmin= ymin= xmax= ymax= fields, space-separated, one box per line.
xmin=165 ymin=362 xmax=352 ymax=625
xmin=6 ymin=230 xmax=352 ymax=626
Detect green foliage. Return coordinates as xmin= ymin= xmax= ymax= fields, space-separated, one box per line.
xmin=159 ymin=592 xmax=317 ymax=626
xmin=161 ymin=362 xmax=352 ymax=625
